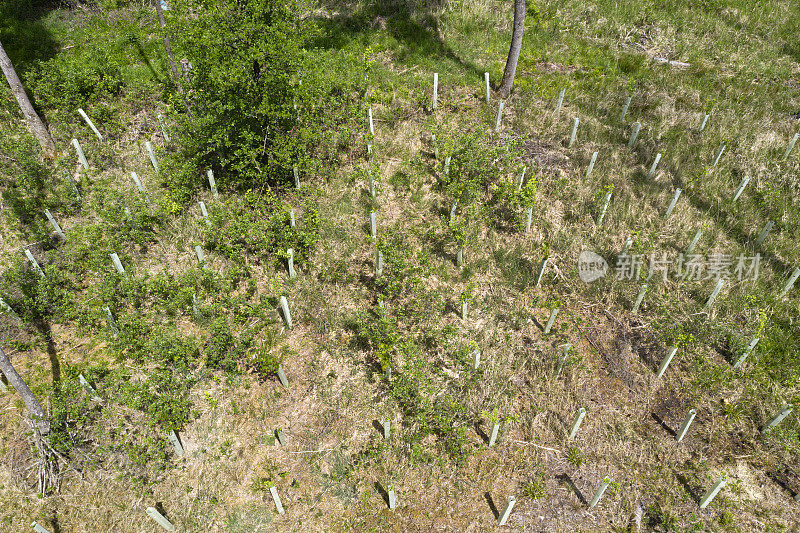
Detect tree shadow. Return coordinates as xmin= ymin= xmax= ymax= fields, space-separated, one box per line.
xmin=0 ymin=0 xmax=60 ymax=73
xmin=310 ymin=1 xmax=483 ymax=79
xmin=493 ymin=247 xmax=536 ymax=291
xmin=712 ymin=339 xmax=734 ymax=366
xmin=32 ymin=320 xmax=60 ymax=387
xmin=374 ymin=480 xmax=390 ymax=507
xmin=548 ymin=409 xmax=567 ymax=432
xmin=674 ymin=472 xmax=700 ymax=505
xmin=681 ymin=188 xmax=792 ymax=278
xmin=267 ymin=427 xmax=278 ymax=446
xmin=153 ymin=502 xmax=173 ymax=525
xmin=474 ymin=422 xmax=489 ymax=444
xmin=48 ymin=507 xmax=62 ymax=533
xmin=45 ymin=330 xmax=60 ymax=384
xmin=127 ymin=34 xmax=165 ymax=84
xmin=420 ymin=223 xmax=452 ymax=264
xmin=627 ymin=327 xmax=661 ymax=370
xmin=618 ymin=129 xmax=794 ymax=302
xmin=651 ymin=412 xmax=676 ymax=438
xmin=484 ymin=491 xmax=498 ymax=520
xmin=765 ymin=469 xmax=797 ymax=500
xmin=447 ymin=300 xmax=464 ymax=319
xmin=557 ymin=473 xmax=587 ymax=505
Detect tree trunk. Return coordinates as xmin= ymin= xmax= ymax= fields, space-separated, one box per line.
xmin=0 ymin=346 xmax=50 ymax=435
xmin=154 ymin=2 xmax=192 ymax=117
xmin=0 ymin=41 xmax=56 ymax=158
xmin=154 ymin=1 xmax=181 ymax=85
xmin=499 ymin=0 xmax=526 ymax=98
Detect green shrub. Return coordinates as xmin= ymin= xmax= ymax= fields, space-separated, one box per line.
xmin=116 ymin=435 xmax=171 ymax=487
xmin=0 ymin=134 xmax=79 ymax=242
xmin=34 ymin=265 xmax=73 ymax=320
xmin=566 ymin=445 xmax=584 ymax=467
xmin=117 ymin=367 xmax=195 ymax=432
xmin=58 ymin=185 xmax=167 ymax=281
xmin=0 ymin=261 xmax=72 ymax=324
xmin=97 ymin=272 xmax=148 ymax=311
xmin=146 ymin=271 xmax=194 ymax=316
xmin=437 ymin=126 xmax=518 ymax=208
xmin=389 ymin=340 xmax=472 ymax=463
xmin=375 ymin=230 xmax=425 ymax=302
xmin=149 ymin=331 xmax=200 ymax=370
xmin=521 ymin=472 xmax=547 ymax=500
xmin=162 ymin=0 xmax=304 ymax=197
xmin=91 ymin=186 xmax=166 ymax=248
xmin=203 ymin=191 xmax=319 ymax=266
xmin=109 ymin=311 xmax=151 ymax=358
xmin=205 ymin=317 xmax=238 ymax=372
xmin=354 ymin=308 xmax=400 ymax=372
xmin=159 ymin=0 xmax=363 ymax=200
xmin=251 ymin=339 xmax=284 ymax=377
xmin=48 ymin=376 xmax=97 ymax=456
xmin=647 ymin=502 xmax=679 ymax=531
xmin=25 ymin=46 xmax=124 ymax=110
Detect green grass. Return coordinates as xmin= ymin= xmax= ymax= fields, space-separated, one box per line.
xmin=1 ymin=0 xmax=800 ymax=531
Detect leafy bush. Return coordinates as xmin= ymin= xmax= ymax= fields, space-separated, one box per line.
xmin=162 ymin=0 xmax=304 ymax=197
xmin=392 ymin=340 xmax=472 ymax=463
xmin=437 ymin=126 xmax=518 ymax=208
xmin=251 ymin=337 xmax=284 ymax=377
xmin=204 ymin=190 xmax=319 ymax=266
xmin=0 ymin=261 xmax=72 ymax=324
xmin=25 ymin=46 xmax=124 ymax=110
xmin=149 ymin=331 xmax=200 ymax=370
xmin=458 ymin=281 xmax=477 ymax=307
xmin=0 ymin=134 xmax=79 ymax=242
xmin=90 ymin=185 xmax=167 ymax=248
xmin=99 ymin=369 xmax=191 ymax=486
xmin=205 ymin=317 xmax=238 ymax=372
xmin=108 ymin=311 xmax=151 ymax=358
xmin=118 ymin=367 xmax=195 ymax=432
xmin=160 ymin=0 xmax=363 ymax=200
xmin=375 ymin=230 xmax=425 ymax=302
xmin=490 ymin=168 xmax=538 ymax=230
xmin=436 ymin=124 xmax=530 ymax=232
xmin=251 ymin=347 xmax=282 ymax=377
xmin=354 ymin=307 xmax=400 ymax=372
xmin=0 ymin=135 xmax=49 ymax=239
xmin=146 ymin=271 xmax=194 ymax=316
xmin=48 ymin=376 xmax=97 ymax=456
